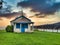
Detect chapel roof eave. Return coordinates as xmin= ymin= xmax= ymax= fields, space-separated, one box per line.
xmin=10 ymin=15 xmax=31 ymax=22
xmin=11 ymin=22 xmax=34 ymax=24
xmin=10 ymin=15 xmax=34 ymax=24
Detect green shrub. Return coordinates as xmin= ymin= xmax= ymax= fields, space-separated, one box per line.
xmin=6 ymin=25 xmax=13 ymax=32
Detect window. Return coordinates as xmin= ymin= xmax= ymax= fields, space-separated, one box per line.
xmin=22 ymin=24 xmax=28 ymax=28
xmin=16 ymin=23 xmax=20 ymax=28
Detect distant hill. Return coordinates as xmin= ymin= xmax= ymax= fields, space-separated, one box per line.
xmin=34 ymin=22 xmax=60 ymax=29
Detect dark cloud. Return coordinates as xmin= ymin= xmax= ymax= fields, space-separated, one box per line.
xmin=0 ymin=12 xmax=26 ymax=19
xmin=17 ymin=0 xmax=60 ymax=15
xmin=0 ymin=12 xmax=20 ymax=19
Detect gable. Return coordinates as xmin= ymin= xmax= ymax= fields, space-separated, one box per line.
xmin=11 ymin=15 xmax=32 ymax=23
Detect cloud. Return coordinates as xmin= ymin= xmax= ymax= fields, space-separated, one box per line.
xmin=17 ymin=0 xmax=60 ymax=15
xmin=0 ymin=12 xmax=20 ymax=19
xmin=0 ymin=18 xmax=3 ymax=20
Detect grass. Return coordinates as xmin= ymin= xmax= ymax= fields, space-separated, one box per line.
xmin=0 ymin=30 xmax=60 ymax=45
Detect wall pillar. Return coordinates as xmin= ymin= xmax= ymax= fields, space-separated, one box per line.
xmin=20 ymin=24 xmax=21 ymax=32
xmin=14 ymin=23 xmax=16 ymax=32
xmin=28 ymin=24 xmax=30 ymax=32
xmin=32 ymin=24 xmax=34 ymax=31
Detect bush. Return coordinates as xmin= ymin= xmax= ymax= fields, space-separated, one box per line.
xmin=6 ymin=25 xmax=13 ymax=32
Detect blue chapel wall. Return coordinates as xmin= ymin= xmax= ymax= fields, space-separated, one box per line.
xmin=22 ymin=23 xmax=28 ymax=28
xmin=21 ymin=23 xmax=28 ymax=32
xmin=16 ymin=23 xmax=28 ymax=32
xmin=16 ymin=23 xmax=28 ymax=29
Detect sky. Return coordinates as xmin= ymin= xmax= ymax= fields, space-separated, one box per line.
xmin=0 ymin=0 xmax=60 ymax=27
xmin=55 ymin=0 xmax=60 ymax=2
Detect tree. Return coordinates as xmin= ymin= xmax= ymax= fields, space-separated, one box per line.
xmin=0 ymin=0 xmax=3 ymax=9
xmin=6 ymin=25 xmax=13 ymax=32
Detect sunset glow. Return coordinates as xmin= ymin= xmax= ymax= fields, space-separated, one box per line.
xmin=0 ymin=0 xmax=60 ymax=27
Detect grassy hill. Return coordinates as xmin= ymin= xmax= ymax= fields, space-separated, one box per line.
xmin=0 ymin=30 xmax=60 ymax=45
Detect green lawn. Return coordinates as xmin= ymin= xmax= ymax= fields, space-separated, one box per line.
xmin=0 ymin=30 xmax=60 ymax=45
